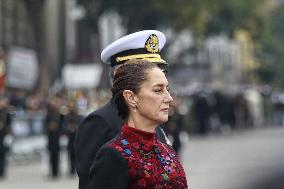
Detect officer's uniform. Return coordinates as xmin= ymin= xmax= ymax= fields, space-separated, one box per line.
xmin=63 ymin=102 xmax=82 ymax=176
xmin=74 ymin=30 xmax=171 ymax=189
xmin=45 ymin=101 xmax=64 ymax=178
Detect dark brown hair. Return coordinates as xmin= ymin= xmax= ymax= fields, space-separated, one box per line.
xmin=111 ymin=59 xmax=158 ymax=119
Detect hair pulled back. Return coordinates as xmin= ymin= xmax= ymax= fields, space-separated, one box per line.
xmin=111 ymin=59 xmax=158 ymax=119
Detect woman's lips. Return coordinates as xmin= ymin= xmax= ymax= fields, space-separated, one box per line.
xmin=161 ymin=108 xmax=169 ymax=112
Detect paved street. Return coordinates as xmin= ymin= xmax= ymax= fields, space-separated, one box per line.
xmin=181 ymin=126 xmax=284 ymax=189
xmin=1 ymin=126 xmax=284 ymax=189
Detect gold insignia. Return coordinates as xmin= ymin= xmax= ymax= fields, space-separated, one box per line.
xmin=145 ymin=34 xmax=159 ymax=53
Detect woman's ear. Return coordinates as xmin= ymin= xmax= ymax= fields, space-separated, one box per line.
xmin=122 ymin=90 xmax=137 ymax=108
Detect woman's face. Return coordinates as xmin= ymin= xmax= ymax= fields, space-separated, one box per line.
xmin=135 ymin=67 xmax=173 ymax=124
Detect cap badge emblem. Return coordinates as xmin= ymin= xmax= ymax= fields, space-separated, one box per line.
xmin=145 ymin=34 xmax=159 ymax=53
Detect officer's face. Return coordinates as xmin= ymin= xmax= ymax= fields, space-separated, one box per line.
xmin=135 ymin=67 xmax=173 ymax=124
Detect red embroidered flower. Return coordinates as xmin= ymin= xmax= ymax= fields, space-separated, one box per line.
xmin=114 ymin=145 xmax=123 ymax=152
xmin=133 ymin=142 xmax=140 ymax=149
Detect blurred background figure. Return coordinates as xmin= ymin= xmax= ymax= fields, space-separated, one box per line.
xmin=74 ymin=91 xmax=89 ymax=116
xmin=244 ymin=87 xmax=264 ymax=128
xmin=211 ymin=90 xmax=237 ymax=133
xmin=192 ymin=91 xmax=211 ymax=135
xmin=233 ymin=92 xmax=251 ymax=129
xmin=63 ymin=99 xmax=82 ymax=177
xmin=44 ymin=95 xmax=64 ymax=179
xmin=0 ymin=96 xmax=12 ymax=179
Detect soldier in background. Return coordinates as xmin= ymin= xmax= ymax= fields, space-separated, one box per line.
xmin=192 ymin=91 xmax=211 ymax=135
xmin=63 ymin=99 xmax=82 ymax=176
xmin=0 ymin=96 xmax=12 ymax=179
xmin=45 ymin=95 xmax=64 ymax=179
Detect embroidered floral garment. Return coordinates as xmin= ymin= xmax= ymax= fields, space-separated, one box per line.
xmin=91 ymin=124 xmax=188 ymax=189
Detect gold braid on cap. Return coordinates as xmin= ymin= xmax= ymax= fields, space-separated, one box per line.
xmin=116 ymin=53 xmax=166 ymax=63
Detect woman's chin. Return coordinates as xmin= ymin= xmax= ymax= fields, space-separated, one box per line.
xmin=158 ymin=116 xmax=169 ymax=123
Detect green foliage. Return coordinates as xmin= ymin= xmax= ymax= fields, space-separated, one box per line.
xmin=77 ymin=0 xmax=264 ymax=38
xmin=76 ymin=0 xmax=107 ymax=28
xmin=207 ymin=0 xmax=264 ymax=36
xmin=256 ymin=62 xmax=275 ymax=84
xmin=77 ymin=0 xmax=165 ymax=32
xmin=256 ymin=5 xmax=284 ymax=87
xmin=154 ymin=0 xmax=265 ymax=38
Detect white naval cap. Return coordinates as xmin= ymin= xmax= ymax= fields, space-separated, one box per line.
xmin=101 ymin=30 xmax=167 ymax=67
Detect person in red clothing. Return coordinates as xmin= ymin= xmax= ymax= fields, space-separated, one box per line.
xmin=90 ymin=60 xmax=188 ymax=189
xmin=75 ymin=30 xmax=171 ymax=189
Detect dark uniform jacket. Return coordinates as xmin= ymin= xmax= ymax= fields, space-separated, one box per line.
xmin=75 ymin=99 xmax=169 ymax=189
xmin=45 ymin=107 xmax=64 ymax=152
xmin=90 ymin=124 xmax=188 ymax=189
xmin=64 ymin=111 xmax=82 ymax=151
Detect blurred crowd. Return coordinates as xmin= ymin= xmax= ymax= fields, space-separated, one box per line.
xmin=0 ymin=88 xmax=111 ymax=179
xmin=165 ymin=85 xmax=284 ymax=153
xmin=1 ymin=85 xmax=284 ymax=179
xmin=4 ymin=89 xmax=110 ymax=116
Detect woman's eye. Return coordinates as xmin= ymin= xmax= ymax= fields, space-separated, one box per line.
xmin=154 ymin=89 xmax=163 ymax=93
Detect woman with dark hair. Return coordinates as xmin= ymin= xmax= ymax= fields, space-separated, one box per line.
xmin=90 ymin=59 xmax=188 ymax=189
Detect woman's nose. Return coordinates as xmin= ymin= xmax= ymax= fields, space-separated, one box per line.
xmin=164 ymin=92 xmax=173 ymax=103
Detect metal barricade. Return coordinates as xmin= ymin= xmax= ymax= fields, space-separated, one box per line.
xmin=9 ymin=111 xmax=47 ymax=165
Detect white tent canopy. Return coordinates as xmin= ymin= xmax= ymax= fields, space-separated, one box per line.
xmin=62 ymin=63 xmax=103 ymax=89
